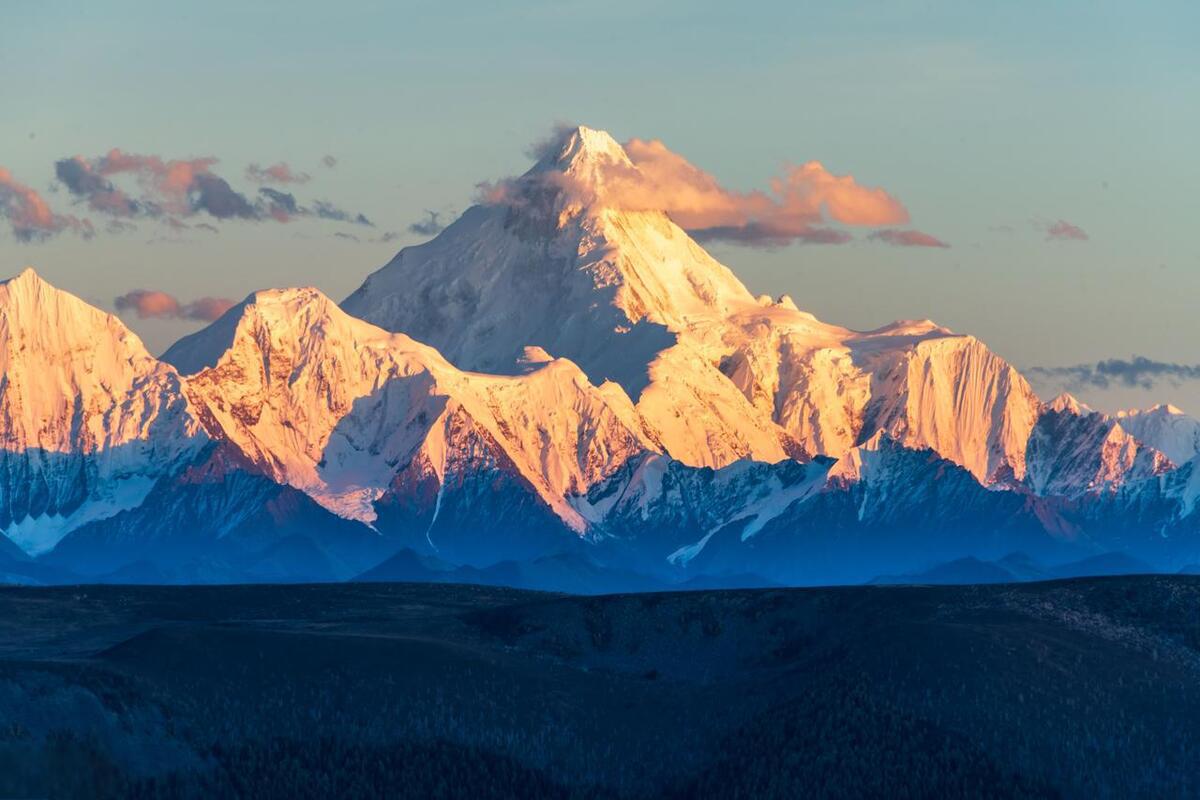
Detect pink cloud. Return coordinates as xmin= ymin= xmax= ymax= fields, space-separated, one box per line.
xmin=1045 ymin=219 xmax=1088 ymax=241
xmin=483 ymin=128 xmax=913 ymax=247
xmin=114 ymin=289 xmax=236 ymax=322
xmin=98 ymin=150 xmax=218 ymax=213
xmin=620 ymin=138 xmax=910 ymax=241
xmin=245 ymin=162 xmax=311 ymax=185
xmin=868 ymin=229 xmax=950 ymax=248
xmin=0 ymin=166 xmax=93 ymax=242
xmin=185 ymin=296 xmax=237 ymax=320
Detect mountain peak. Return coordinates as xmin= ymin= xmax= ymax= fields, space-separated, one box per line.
xmin=1 ymin=267 xmax=70 ymax=303
xmin=535 ymin=125 xmax=632 ymax=174
xmin=2 ymin=266 xmax=44 ymax=286
xmin=0 ymin=267 xmax=149 ymax=354
xmin=164 ymin=284 xmax=409 ymax=376
xmin=1151 ymin=403 xmax=1186 ymax=416
xmin=1047 ymin=393 xmax=1089 ymax=416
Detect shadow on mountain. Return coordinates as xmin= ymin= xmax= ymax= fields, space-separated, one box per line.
xmin=40 ymin=443 xmax=391 ymax=582
xmin=0 ymin=441 xmax=198 ymax=556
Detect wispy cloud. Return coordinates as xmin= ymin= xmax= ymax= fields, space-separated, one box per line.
xmin=245 ymin=162 xmax=310 ymax=185
xmin=0 ymin=166 xmax=93 ymax=242
xmin=1041 ymin=218 xmax=1088 ymax=242
xmin=408 ymin=210 xmax=446 ymax=237
xmin=868 ymin=229 xmax=950 ymax=248
xmin=114 ymin=289 xmax=236 ymax=322
xmin=1029 ymin=356 xmax=1200 ymax=390
xmin=313 ymin=200 xmax=372 ymax=226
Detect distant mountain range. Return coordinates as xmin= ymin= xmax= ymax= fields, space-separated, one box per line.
xmin=4 ymin=126 xmax=1200 ymax=589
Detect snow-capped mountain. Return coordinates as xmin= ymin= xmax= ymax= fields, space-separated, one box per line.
xmin=0 ymin=269 xmax=206 ymax=555
xmin=1114 ymin=404 xmax=1200 ymax=466
xmin=1025 ymin=394 xmax=1172 ymax=498
xmin=3 ymin=125 xmax=1200 ymax=584
xmin=162 ymin=286 xmax=655 ymax=540
xmin=344 ymin=126 xmax=1040 ymax=484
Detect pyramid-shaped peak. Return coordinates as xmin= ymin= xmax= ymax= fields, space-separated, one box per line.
xmin=1047 ymin=392 xmax=1089 ymax=415
xmin=1153 ymin=403 xmax=1186 ymax=416
xmin=533 ymin=124 xmax=634 ymax=175
xmin=1 ymin=267 xmax=114 ymax=323
xmin=2 ymin=266 xmax=44 ymax=285
xmin=0 ymin=267 xmax=64 ymax=297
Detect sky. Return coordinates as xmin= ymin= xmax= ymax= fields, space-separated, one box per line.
xmin=2 ymin=0 xmax=1198 ymax=413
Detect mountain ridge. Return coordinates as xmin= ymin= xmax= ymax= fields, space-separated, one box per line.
xmin=3 ymin=125 xmax=1200 ymax=585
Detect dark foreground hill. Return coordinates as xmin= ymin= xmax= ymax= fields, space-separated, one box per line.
xmin=0 ymin=577 xmax=1198 ymax=798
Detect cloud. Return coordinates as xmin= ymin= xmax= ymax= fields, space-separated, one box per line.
xmin=54 ymin=157 xmax=143 ymax=216
xmin=254 ymin=189 xmax=373 ymax=226
xmin=1042 ymin=219 xmax=1088 ymax=242
xmin=245 ymin=162 xmax=310 ymax=185
xmin=105 ymin=219 xmax=138 ymax=235
xmin=0 ymin=166 xmax=93 ymax=242
xmin=95 ymin=149 xmax=217 ymax=216
xmin=114 ymin=289 xmax=236 ymax=322
xmin=55 ymin=149 xmax=372 ymax=231
xmin=1028 ymin=356 xmax=1200 ymax=391
xmin=313 ymin=200 xmax=372 ymax=226
xmin=482 ymin=127 xmax=914 ymax=247
xmin=258 ymin=187 xmax=302 ymax=222
xmin=189 ymin=173 xmax=259 ymax=219
xmin=185 ymin=296 xmax=237 ymax=321
xmin=57 ymin=149 xmax=238 ymax=220
xmin=868 ymin=229 xmax=950 ymax=248
xmin=690 ymin=224 xmax=851 ymax=247
xmin=322 ymin=155 xmax=337 ymax=169
xmin=408 ymin=210 xmax=445 ymax=237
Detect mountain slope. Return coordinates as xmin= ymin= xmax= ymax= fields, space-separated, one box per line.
xmin=164 ymin=286 xmax=655 ymax=548
xmin=0 ymin=269 xmax=206 ymax=554
xmin=1115 ymin=404 xmax=1200 ymax=465
xmin=46 ymin=442 xmax=388 ymax=579
xmin=342 ymin=125 xmax=1041 ymax=483
xmin=1025 ymin=394 xmax=1172 ymax=497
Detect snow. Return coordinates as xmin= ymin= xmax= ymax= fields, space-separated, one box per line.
xmin=666 ymin=458 xmax=829 ymax=567
xmin=1115 ymin=404 xmax=1200 ymax=466
xmin=341 ymin=126 xmax=1044 ymax=486
xmin=3 ymin=475 xmax=157 ymax=555
xmin=168 ymin=286 xmax=652 ymax=534
xmin=3 ymin=125 xmax=1198 ymax=569
xmin=1025 ymin=402 xmax=1170 ymax=497
xmin=0 ymin=269 xmax=207 ymax=554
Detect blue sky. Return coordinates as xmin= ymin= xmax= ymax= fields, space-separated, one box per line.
xmin=2 ymin=0 xmax=1198 ymax=412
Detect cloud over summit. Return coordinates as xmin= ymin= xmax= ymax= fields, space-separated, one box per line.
xmin=483 ymin=126 xmax=941 ymax=248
